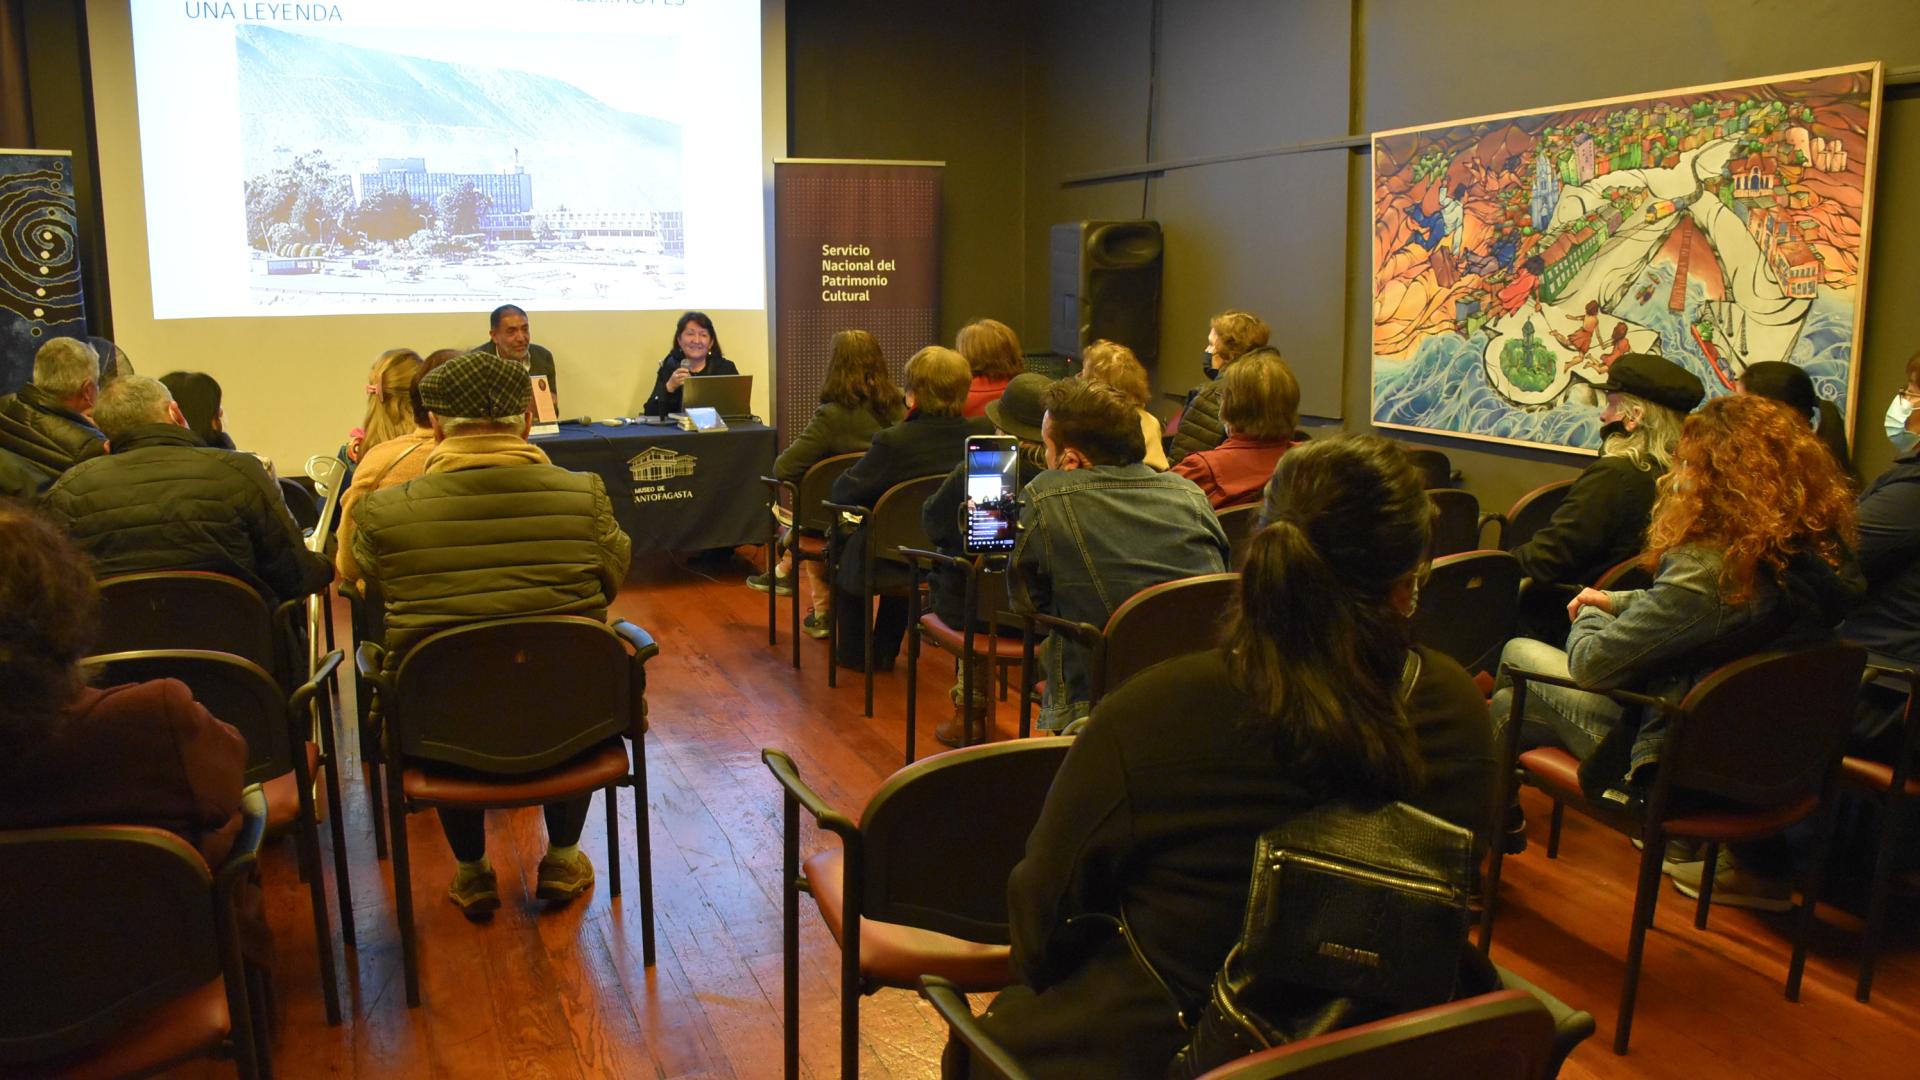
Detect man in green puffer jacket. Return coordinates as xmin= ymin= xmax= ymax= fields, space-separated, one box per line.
xmin=347 ymin=351 xmax=631 ymax=918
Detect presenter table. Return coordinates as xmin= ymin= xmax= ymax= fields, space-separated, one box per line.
xmin=533 ymin=420 xmax=776 ymax=556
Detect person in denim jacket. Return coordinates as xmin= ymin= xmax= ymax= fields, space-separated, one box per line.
xmin=1011 ymin=377 xmax=1230 ymax=731
xmin=1490 ymin=395 xmax=1861 ymax=890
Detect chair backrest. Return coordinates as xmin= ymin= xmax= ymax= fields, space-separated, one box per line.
xmin=1216 ymin=504 xmax=1262 ymax=570
xmin=0 ymin=826 xmax=220 ymax=1066
xmin=85 ymin=650 xmax=293 ymax=787
xmin=391 ymin=616 xmax=632 ymax=774
xmin=95 ymin=571 xmax=282 ymax=680
xmin=1591 ymin=555 xmax=1653 ymax=591
xmin=865 ymin=474 xmax=947 ymax=569
xmin=1499 ymin=479 xmax=1574 ymax=551
xmin=858 ymin=738 xmax=1073 ymax=942
xmin=1426 ymin=490 xmax=1481 ymax=559
xmin=1193 ymin=990 xmax=1553 ymax=1080
xmin=1409 ymin=551 xmax=1522 ymax=674
xmin=1100 ymin=572 xmax=1240 ymax=699
xmin=797 ymin=452 xmax=866 ymax=534
xmin=1405 ymin=449 xmax=1454 ymax=490
xmin=1662 ymin=643 xmax=1866 ymax=807
xmin=279 ymin=476 xmax=321 ymax=533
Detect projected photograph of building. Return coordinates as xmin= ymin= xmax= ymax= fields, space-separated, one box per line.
xmin=234 ymin=24 xmax=685 ymax=310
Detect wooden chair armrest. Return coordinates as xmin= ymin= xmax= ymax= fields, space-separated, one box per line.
xmin=1500 ymin=664 xmax=1674 ymax=713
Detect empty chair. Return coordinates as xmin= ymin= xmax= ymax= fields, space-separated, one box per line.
xmin=0 ymin=791 xmax=269 ymax=1079
xmin=763 ymin=738 xmax=1072 ymax=1080
xmin=1216 ymin=502 xmax=1262 ymax=569
xmin=356 ymin=615 xmax=660 ymax=1007
xmin=1410 ymin=551 xmax=1523 ymax=675
xmin=1481 ymin=644 xmax=1866 ymax=1053
xmin=1405 ymin=448 xmax=1457 ymax=489
xmin=761 ymin=450 xmax=864 ymax=666
xmin=823 ymin=473 xmax=947 ymax=714
xmin=1425 ymin=489 xmax=1485 ymax=558
xmin=94 ymin=570 xmax=307 ymax=704
xmin=1490 ymin=478 xmax=1575 ymax=551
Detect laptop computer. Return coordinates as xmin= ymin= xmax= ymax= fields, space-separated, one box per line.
xmin=682 ymin=373 xmax=754 ymax=420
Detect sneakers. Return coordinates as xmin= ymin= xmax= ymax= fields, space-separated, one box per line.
xmin=1631 ymin=836 xmax=1705 ymax=873
xmin=447 ymin=864 xmax=500 ymax=920
xmin=746 ymin=570 xmax=794 ymax=596
xmin=802 ymin=611 xmax=831 ymax=639
xmin=1669 ymin=850 xmax=1794 ymax=913
xmin=536 ymin=847 xmax=596 ymax=903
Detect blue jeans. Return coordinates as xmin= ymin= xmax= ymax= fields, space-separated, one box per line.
xmin=1488 ymin=638 xmax=1625 ymax=761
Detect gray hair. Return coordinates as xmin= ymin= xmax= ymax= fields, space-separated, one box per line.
xmin=1601 ymin=392 xmax=1685 ymax=472
xmin=32 ymin=337 xmax=100 ymax=399
xmin=92 ymin=375 xmax=176 ymax=439
xmin=439 ymin=415 xmax=525 ymax=436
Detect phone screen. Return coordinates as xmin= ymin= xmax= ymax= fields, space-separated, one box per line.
xmin=964 ymin=438 xmax=1020 ymax=553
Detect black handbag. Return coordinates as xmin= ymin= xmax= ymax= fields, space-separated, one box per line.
xmin=1166 ymin=799 xmax=1477 ymax=1078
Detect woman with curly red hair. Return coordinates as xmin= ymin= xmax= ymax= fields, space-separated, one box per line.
xmin=1490 ymin=393 xmax=1862 ymax=904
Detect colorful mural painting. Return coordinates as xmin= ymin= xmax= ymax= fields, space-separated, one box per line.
xmin=1371 ymin=64 xmax=1882 ymax=454
xmin=0 ymin=150 xmax=87 ymax=395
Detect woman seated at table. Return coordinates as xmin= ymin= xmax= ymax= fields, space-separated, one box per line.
xmin=644 ymin=312 xmax=740 ymax=416
xmin=0 ymin=505 xmax=267 ymax=966
xmin=956 ymin=436 xmax=1495 ymax=1078
xmin=1489 ymin=394 xmax=1859 ymax=901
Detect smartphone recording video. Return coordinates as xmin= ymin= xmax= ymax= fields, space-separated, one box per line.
xmin=963 ymin=435 xmax=1020 ymax=554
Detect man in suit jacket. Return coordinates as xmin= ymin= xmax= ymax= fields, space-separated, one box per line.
xmin=830 ymin=345 xmax=992 ymax=671
xmin=472 ymin=303 xmax=560 ymax=406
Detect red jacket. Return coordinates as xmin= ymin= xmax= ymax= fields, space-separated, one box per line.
xmin=965 ymin=375 xmax=1014 ymax=418
xmin=1172 ymin=435 xmax=1300 ymax=509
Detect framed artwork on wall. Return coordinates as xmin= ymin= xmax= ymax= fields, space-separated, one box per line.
xmin=1370 ymin=63 xmax=1883 ymax=454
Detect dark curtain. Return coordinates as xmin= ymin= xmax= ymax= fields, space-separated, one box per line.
xmin=0 ymin=0 xmax=29 ymax=147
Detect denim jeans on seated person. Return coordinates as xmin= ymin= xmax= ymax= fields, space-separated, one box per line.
xmin=1487 ymin=637 xmax=1625 ymax=762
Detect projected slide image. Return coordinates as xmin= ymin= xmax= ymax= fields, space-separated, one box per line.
xmin=235 ymin=24 xmax=684 ymax=310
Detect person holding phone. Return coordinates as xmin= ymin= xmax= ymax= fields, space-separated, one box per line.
xmin=645 ymin=312 xmax=740 ymax=416
xmin=922 ymin=373 xmax=1053 ymax=744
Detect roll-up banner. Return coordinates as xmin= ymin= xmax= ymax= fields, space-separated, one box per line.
xmin=0 ymin=149 xmax=87 ymax=394
xmin=773 ymin=159 xmax=942 ymax=444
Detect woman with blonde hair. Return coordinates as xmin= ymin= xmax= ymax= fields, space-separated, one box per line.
xmin=347 ymin=348 xmax=424 ymax=462
xmin=750 ymin=330 xmax=908 ymax=635
xmin=1081 ymin=339 xmax=1168 ymax=470
xmin=335 ymin=349 xmax=459 ymax=585
xmin=956 ymin=317 xmax=1025 ymax=418
xmin=1490 ymin=393 xmax=1861 ymax=902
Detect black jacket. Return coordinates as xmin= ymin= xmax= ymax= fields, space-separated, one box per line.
xmin=1513 ymin=453 xmax=1662 ymax=588
xmin=1168 ymin=380 xmax=1226 ymax=460
xmin=774 ymin=400 xmax=901 ymax=486
xmin=470 ymin=341 xmax=559 ymax=402
xmin=973 ymin=646 xmax=1496 ymax=1079
xmin=829 ymin=412 xmax=990 ymax=591
xmin=0 ymin=384 xmax=106 ymax=479
xmin=41 ymin=423 xmax=333 ymax=606
xmin=643 ymin=353 xmax=740 ymax=416
xmin=1841 ymin=447 xmax=1920 ymax=667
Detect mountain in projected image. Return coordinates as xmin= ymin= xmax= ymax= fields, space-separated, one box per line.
xmin=235 ymin=23 xmax=681 ymax=218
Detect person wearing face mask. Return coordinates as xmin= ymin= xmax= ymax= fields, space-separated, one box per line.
xmin=1836 ymin=350 xmax=1920 ymax=757
xmin=1010 ymin=377 xmax=1230 ymax=731
xmin=1167 ymin=311 xmax=1271 ymax=460
xmin=1510 ymin=353 xmax=1703 ymax=645
xmin=644 ymin=311 xmax=739 ymax=417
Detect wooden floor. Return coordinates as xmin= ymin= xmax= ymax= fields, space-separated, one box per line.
xmin=166 ymin=553 xmax=1918 ymax=1079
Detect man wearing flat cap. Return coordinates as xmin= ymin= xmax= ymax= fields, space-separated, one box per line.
xmin=1511 ymin=352 xmax=1706 ymax=647
xmin=347 ymin=350 xmax=630 ymax=916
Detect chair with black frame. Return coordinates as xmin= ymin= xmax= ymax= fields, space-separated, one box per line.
xmin=761 ymin=450 xmax=864 ymax=668
xmin=897 ymin=548 xmax=1026 ymax=761
xmin=1487 ymin=478 xmax=1575 ymax=552
xmin=1409 ymin=550 xmax=1523 ymax=677
xmin=823 ymin=473 xmax=948 ymax=716
xmin=762 ymin=738 xmax=1072 ymax=1080
xmin=279 ymin=475 xmax=321 ymax=534
xmin=355 ymin=615 xmax=659 ymax=1007
xmin=1216 ymin=502 xmax=1263 ymax=570
xmin=0 ymin=787 xmax=269 ymax=1079
xmin=918 ymin=979 xmax=1575 ymax=1080
xmin=87 ymin=647 xmax=351 ymax=1027
xmin=1015 ymin=572 xmax=1241 ymax=738
xmin=1425 ymin=489 xmax=1488 ymax=559
xmin=1479 ymin=643 xmax=1867 ymax=1054
xmin=1405 ymin=448 xmax=1459 ymax=489
xmin=1840 ymin=664 xmax=1920 ymax=1002
xmin=1591 ymin=555 xmax=1655 ymax=592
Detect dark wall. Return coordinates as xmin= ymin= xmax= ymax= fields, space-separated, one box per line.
xmin=1021 ymin=0 xmax=1920 ymax=512
xmin=786 ymin=0 xmax=1029 ymax=347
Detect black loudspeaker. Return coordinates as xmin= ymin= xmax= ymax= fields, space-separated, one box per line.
xmin=1049 ymin=220 xmax=1162 ymax=366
